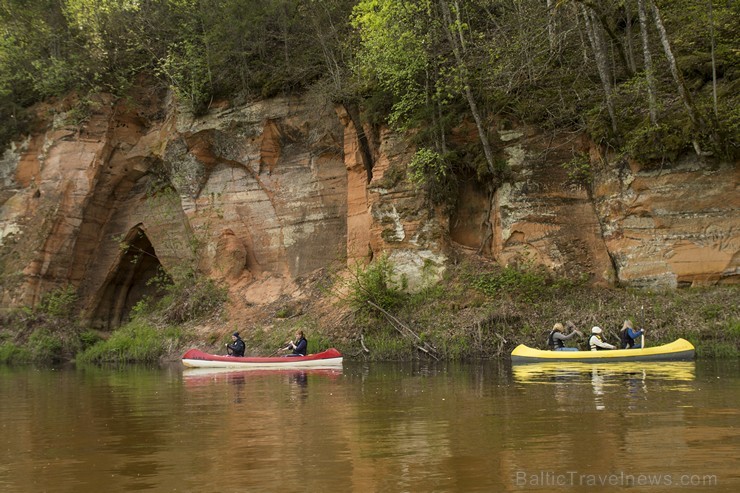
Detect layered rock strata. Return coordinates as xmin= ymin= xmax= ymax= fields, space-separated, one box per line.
xmin=0 ymin=91 xmax=736 ymax=329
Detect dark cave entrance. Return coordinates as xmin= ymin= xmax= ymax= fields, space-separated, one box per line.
xmin=92 ymin=225 xmax=170 ymax=330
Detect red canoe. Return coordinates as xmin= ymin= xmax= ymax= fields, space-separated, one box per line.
xmin=181 ymin=348 xmax=343 ymax=369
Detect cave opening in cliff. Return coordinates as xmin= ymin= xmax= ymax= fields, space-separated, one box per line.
xmin=91 ymin=225 xmax=170 ymax=330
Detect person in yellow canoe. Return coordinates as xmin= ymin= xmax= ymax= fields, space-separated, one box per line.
xmin=547 ymin=321 xmax=583 ymax=351
xmin=619 ymin=319 xmax=645 ymax=349
xmin=588 ymin=326 xmax=616 ymax=351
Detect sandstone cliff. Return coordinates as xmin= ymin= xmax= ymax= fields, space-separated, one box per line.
xmin=0 ymin=90 xmax=737 ymax=330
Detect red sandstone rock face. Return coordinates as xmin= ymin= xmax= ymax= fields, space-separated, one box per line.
xmin=593 ymin=157 xmax=739 ymax=287
xmin=0 ymin=91 xmax=737 ymax=329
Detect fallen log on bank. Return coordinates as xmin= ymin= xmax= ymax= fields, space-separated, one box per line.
xmin=366 ymin=300 xmax=439 ymax=360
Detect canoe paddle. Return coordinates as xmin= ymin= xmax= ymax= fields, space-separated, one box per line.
xmin=268 ymin=344 xmax=291 ymax=357
xmin=640 ymin=305 xmax=646 ymax=349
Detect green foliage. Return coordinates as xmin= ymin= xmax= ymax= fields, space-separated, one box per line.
xmin=470 ymin=265 xmax=553 ymax=303
xmin=697 ymin=342 xmax=739 ymax=359
xmin=123 ymin=266 xmax=226 ymax=326
xmin=153 ymin=272 xmax=227 ymax=325
xmin=157 ymin=39 xmax=213 ymax=115
xmin=27 ymin=328 xmax=64 ymax=362
xmin=79 ymin=330 xmax=102 ymax=350
xmin=698 ymin=317 xmax=740 ymax=358
xmin=351 ymin=0 xmax=429 ymax=130
xmin=0 ymin=343 xmax=32 ymax=364
xmin=701 ymin=304 xmax=723 ymax=321
xmin=435 ymin=333 xmax=471 ymax=359
xmin=408 ymin=147 xmax=457 ymax=204
xmin=562 ymin=153 xmax=593 ymax=185
xmin=342 ymin=255 xmax=408 ymax=313
xmin=1 ymin=0 xmax=736 ymax=165
xmin=307 ymin=335 xmax=334 ymax=354
xmin=360 ymin=327 xmax=413 ymax=361
xmin=275 ymin=307 xmax=292 ymax=319
xmin=624 ymin=120 xmax=693 ymax=165
xmin=727 ymin=318 xmax=740 ymax=337
xmin=76 ymin=319 xmax=166 ymax=364
xmin=0 ymin=284 xmax=88 ymax=363
xmin=38 ymin=285 xmax=78 ymax=319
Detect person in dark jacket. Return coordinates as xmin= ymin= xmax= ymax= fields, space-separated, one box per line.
xmin=281 ymin=330 xmax=308 ymax=356
xmin=619 ymin=319 xmax=644 ymax=349
xmin=226 ymin=332 xmax=246 ymax=357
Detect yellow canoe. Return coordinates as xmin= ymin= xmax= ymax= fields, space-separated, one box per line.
xmin=510 ymin=338 xmax=695 ymax=364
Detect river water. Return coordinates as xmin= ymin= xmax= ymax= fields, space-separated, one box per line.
xmin=0 ymin=359 xmax=738 ymax=492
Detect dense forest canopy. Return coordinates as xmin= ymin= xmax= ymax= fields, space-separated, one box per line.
xmin=1 ymin=0 xmax=738 ymax=168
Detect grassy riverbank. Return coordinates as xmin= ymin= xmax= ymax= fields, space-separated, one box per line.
xmin=294 ymin=259 xmax=740 ymax=361
xmin=1 ymin=260 xmax=738 ymax=364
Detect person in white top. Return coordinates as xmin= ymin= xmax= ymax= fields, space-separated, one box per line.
xmin=588 ymin=326 xmax=616 ymax=351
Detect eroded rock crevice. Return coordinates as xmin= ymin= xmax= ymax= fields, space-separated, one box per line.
xmin=90 ymin=226 xmax=166 ymax=330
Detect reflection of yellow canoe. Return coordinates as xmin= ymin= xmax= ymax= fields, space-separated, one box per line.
xmin=512 ymin=361 xmax=696 ymax=383
xmin=511 ymin=338 xmax=695 ymax=363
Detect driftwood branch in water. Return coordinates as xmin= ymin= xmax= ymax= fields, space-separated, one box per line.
xmin=360 ymin=332 xmax=370 ymax=354
xmin=366 ymin=300 xmax=439 ymax=360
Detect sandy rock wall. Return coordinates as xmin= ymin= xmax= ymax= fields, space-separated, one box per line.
xmin=594 ymin=157 xmax=738 ymax=287
xmin=448 ymin=126 xmax=738 ymax=288
xmin=0 ymin=92 xmax=350 ymax=326
xmin=0 ymin=89 xmax=737 ymax=329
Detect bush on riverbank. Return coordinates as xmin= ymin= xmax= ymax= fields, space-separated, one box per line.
xmin=0 ymin=286 xmax=91 ymax=364
xmin=0 ymin=274 xmax=225 ymax=365
xmin=76 ymin=320 xmax=188 ymax=364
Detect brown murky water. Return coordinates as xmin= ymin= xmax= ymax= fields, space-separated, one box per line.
xmin=1 ymin=360 xmax=738 ymax=492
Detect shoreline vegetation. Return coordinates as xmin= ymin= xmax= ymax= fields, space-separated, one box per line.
xmin=1 ymin=259 xmax=738 ymax=365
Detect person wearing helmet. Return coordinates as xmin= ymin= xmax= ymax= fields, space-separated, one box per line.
xmin=588 ymin=326 xmax=616 ymax=351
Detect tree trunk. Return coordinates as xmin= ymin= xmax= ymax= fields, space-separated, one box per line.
xmin=649 ymin=0 xmax=705 ymax=154
xmin=624 ymin=3 xmax=637 ymax=73
xmin=547 ymin=0 xmax=557 ymax=53
xmin=581 ymin=5 xmax=618 ymax=135
xmin=637 ymin=0 xmax=657 ymax=125
xmin=453 ymin=0 xmax=467 ymax=54
xmin=438 ymin=0 xmax=496 ymax=175
xmin=708 ymin=0 xmax=718 ymax=119
xmin=578 ymin=0 xmax=635 ymax=78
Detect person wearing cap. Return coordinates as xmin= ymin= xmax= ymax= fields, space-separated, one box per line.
xmin=619 ymin=319 xmax=644 ymax=349
xmin=588 ymin=326 xmax=616 ymax=351
xmin=547 ymin=321 xmax=583 ymax=351
xmin=226 ymin=331 xmax=246 ymax=357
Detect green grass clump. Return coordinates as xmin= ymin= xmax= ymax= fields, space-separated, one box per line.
xmin=0 ymin=343 xmax=32 ymax=364
xmin=27 ymin=328 xmax=65 ymax=362
xmin=76 ymin=320 xmax=168 ymax=364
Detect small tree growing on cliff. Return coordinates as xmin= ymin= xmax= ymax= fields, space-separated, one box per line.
xmin=339 ymin=255 xmax=408 ymax=315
